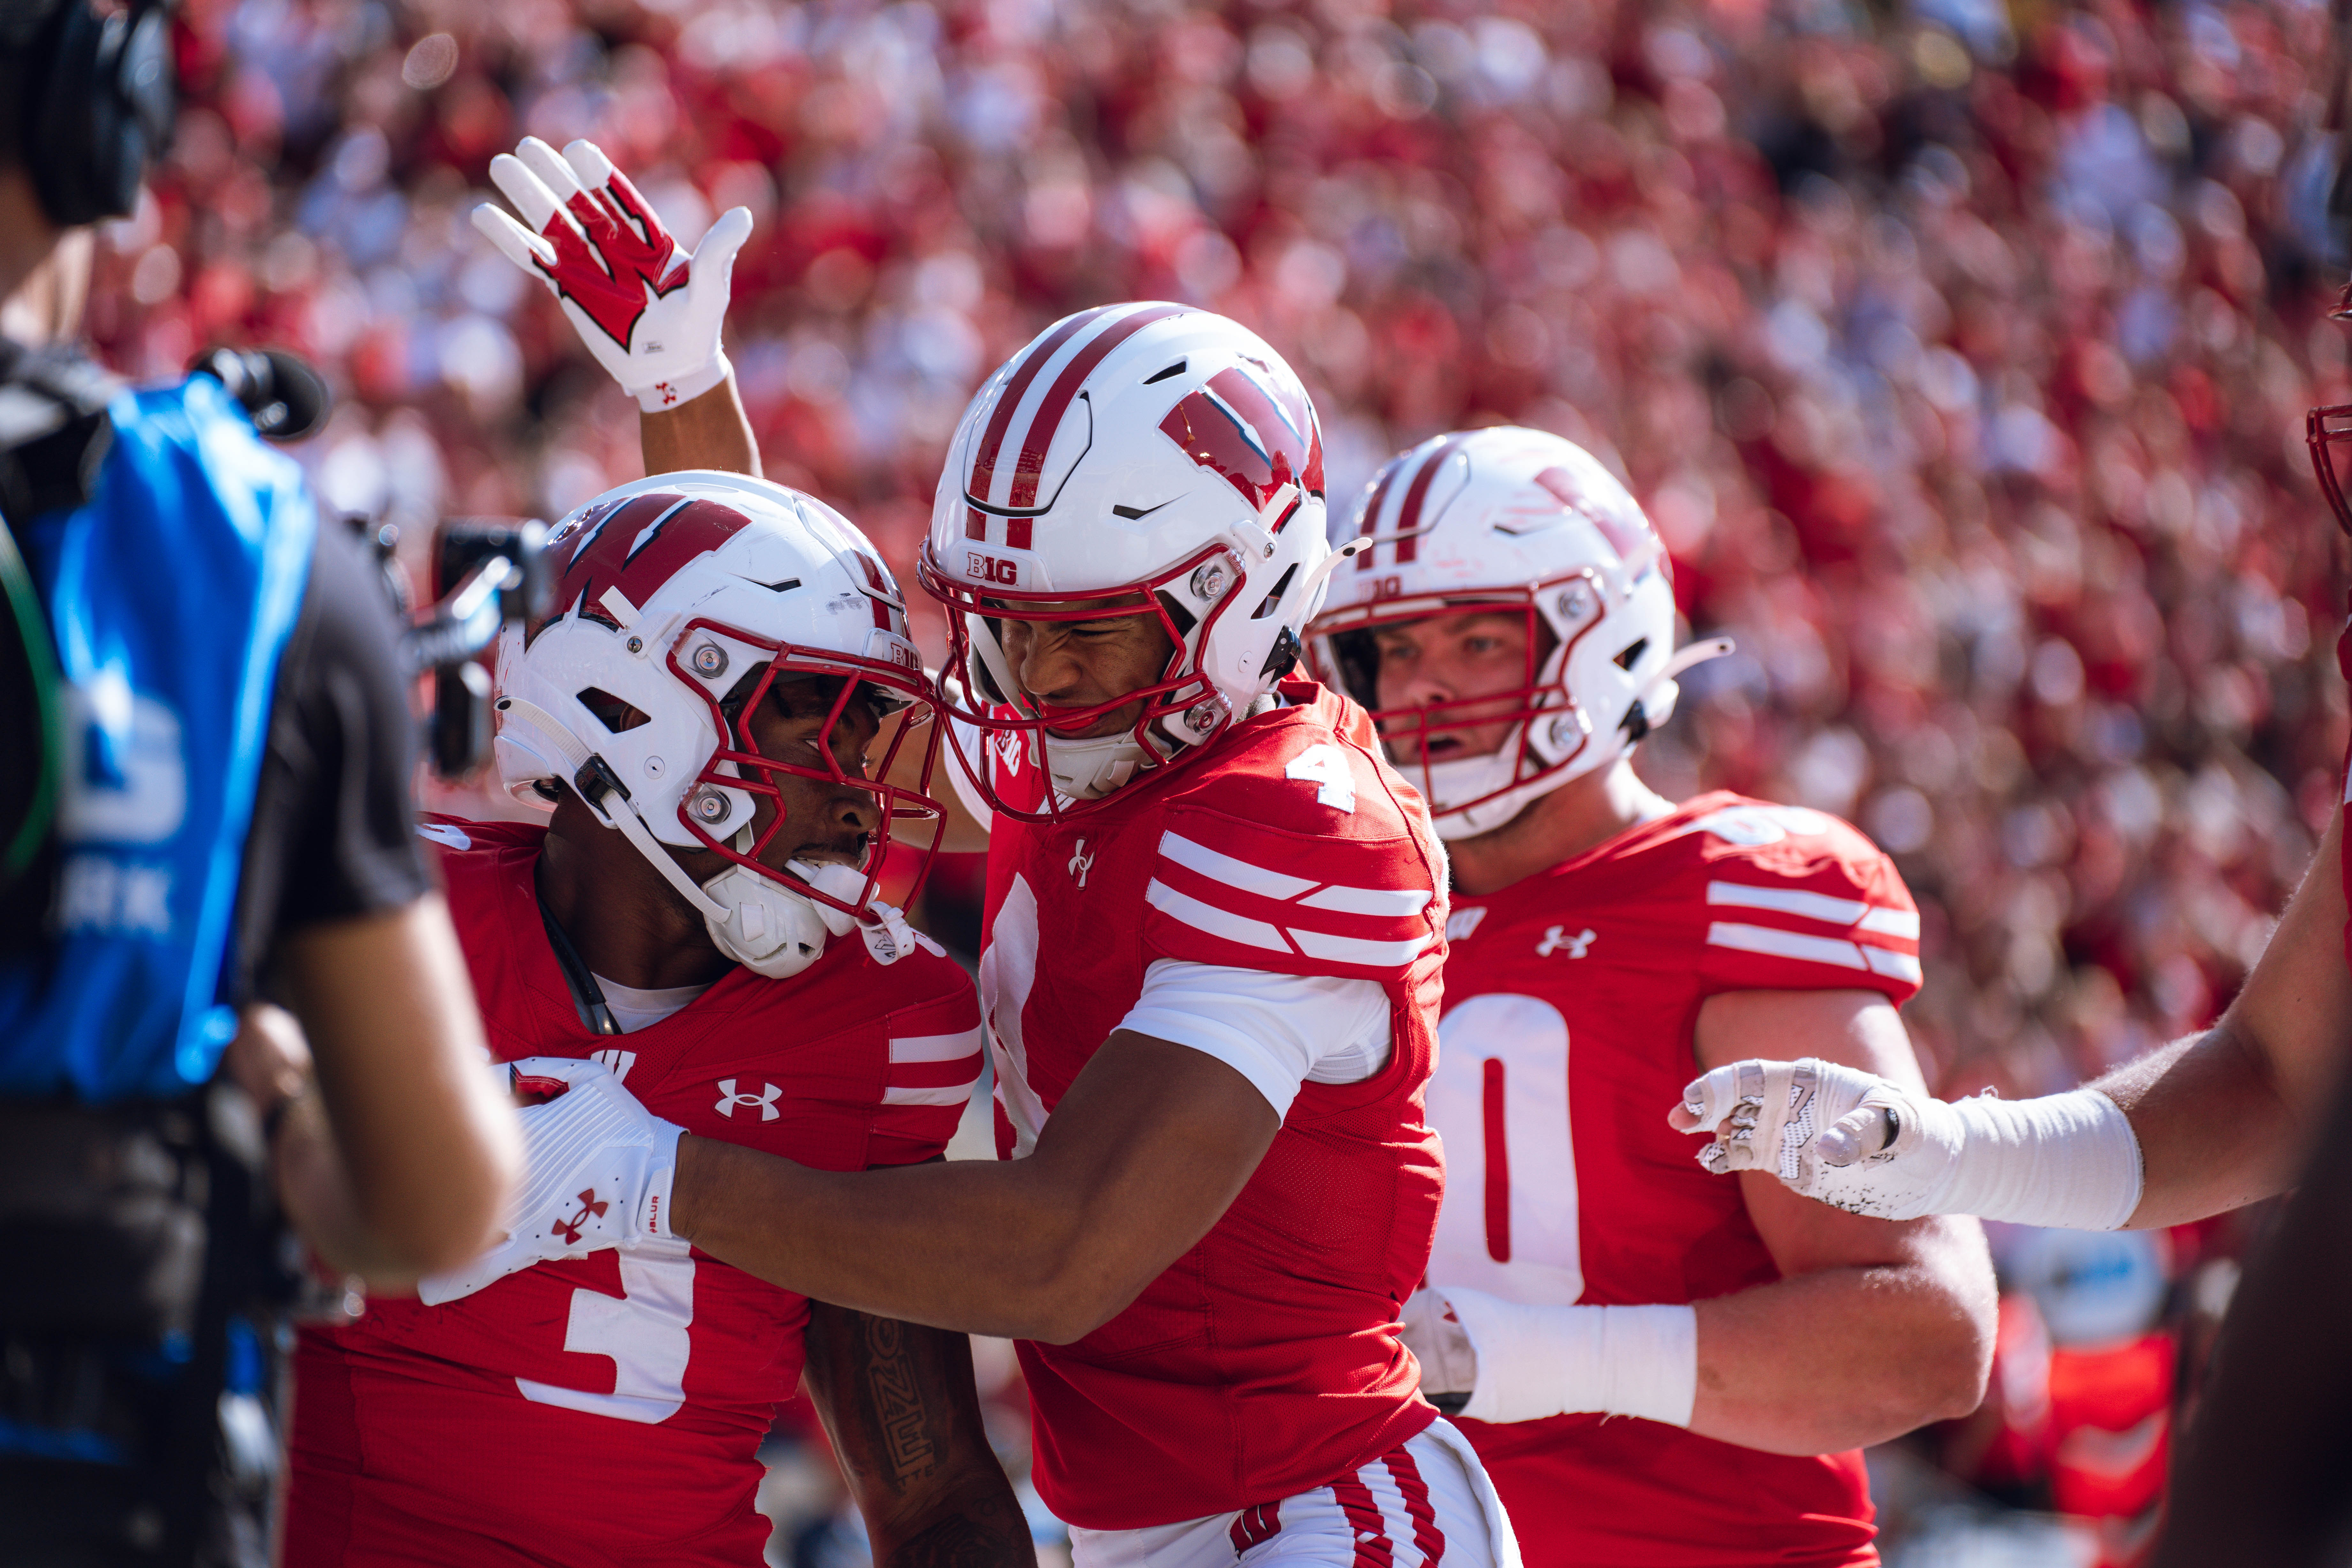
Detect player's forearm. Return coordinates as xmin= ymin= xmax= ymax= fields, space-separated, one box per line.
xmin=871 ymin=1474 xmax=1036 ymax=1567
xmin=639 ymin=372 xmax=760 ymax=478
xmin=802 ymin=1303 xmax=1036 ymax=1566
xmin=676 ymin=1033 xmax=1271 ymax=1340
xmin=1689 ymin=1248 xmax=1993 ymax=1455
xmin=672 ymin=1134 xmax=1148 ymax=1341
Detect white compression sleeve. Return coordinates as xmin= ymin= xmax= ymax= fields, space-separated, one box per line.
xmin=1441 ymin=1285 xmax=1697 ymax=1428
xmin=1931 ymin=1087 xmax=2144 ymax=1231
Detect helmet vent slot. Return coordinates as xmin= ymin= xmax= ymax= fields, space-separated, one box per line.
xmin=1613 ymin=639 xmax=1649 ymax=671
xmin=1251 ymin=563 xmax=1299 ymax=620
xmin=576 ymin=687 xmax=650 ymax=732
xmin=1143 ymin=360 xmax=1188 ymax=385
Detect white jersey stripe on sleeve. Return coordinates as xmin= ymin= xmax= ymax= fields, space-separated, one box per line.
xmin=1288 ymin=926 xmax=1432 ymax=968
xmin=1863 ymin=945 xmax=1925 ymax=984
xmin=1857 ymin=905 xmax=1923 ymax=939
xmin=1296 ymin=882 xmax=1434 ymax=917
xmin=889 ymin=1026 xmax=986 ymax=1064
xmin=1158 ymin=830 xmax=1317 ymax=900
xmin=1706 ymin=920 xmax=1869 ymax=972
xmin=882 ymin=1077 xmax=979 ymax=1108
xmin=1706 ymin=879 xmax=1922 ymax=940
xmin=1146 ymin=877 xmax=1291 ymax=952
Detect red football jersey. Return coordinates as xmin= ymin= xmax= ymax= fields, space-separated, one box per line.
xmin=284 ymin=820 xmax=983 ymax=1567
xmin=974 ymin=678 xmax=1450 ymax=1530
xmin=1428 ymin=792 xmax=1923 ymax=1568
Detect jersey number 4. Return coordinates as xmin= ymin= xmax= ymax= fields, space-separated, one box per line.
xmin=1427 ymin=994 xmax=1583 ymax=1303
xmin=516 ymin=1240 xmax=696 ymax=1424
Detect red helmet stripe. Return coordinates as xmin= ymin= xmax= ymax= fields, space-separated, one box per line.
xmin=1007 ymin=303 xmax=1187 ymax=508
xmin=964 ymin=506 xmax=988 ymax=541
xmin=968 ymin=306 xmax=1118 ymax=508
xmin=1353 ymin=454 xmax=1407 ymax=571
xmin=546 ymin=493 xmax=751 ymax=634
xmin=1390 ymin=435 xmax=1472 ymax=565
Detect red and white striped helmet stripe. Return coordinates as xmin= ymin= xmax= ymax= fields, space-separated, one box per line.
xmin=1354 ymin=432 xmax=1474 ymax=571
xmin=962 ymin=302 xmax=1187 ymax=549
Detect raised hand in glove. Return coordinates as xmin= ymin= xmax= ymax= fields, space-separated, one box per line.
xmin=418 ymin=1057 xmax=683 ymax=1306
xmin=472 ymin=137 xmax=752 ymax=413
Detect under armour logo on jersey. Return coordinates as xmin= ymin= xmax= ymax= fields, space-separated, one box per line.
xmin=1068 ymin=839 xmax=1095 ymax=887
xmin=552 ymin=1188 xmax=609 ymax=1245
xmin=1537 ymin=925 xmax=1597 ymax=958
xmin=592 ymin=1048 xmax=637 ymax=1083
xmin=715 ymin=1079 xmax=782 ymax=1120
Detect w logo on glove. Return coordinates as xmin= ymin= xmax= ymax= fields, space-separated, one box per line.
xmin=531 ymin=168 xmax=690 ymax=350
xmin=474 ymin=138 xmax=753 ymax=414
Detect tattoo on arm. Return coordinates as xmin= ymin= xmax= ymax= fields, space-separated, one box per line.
xmin=862 ymin=1313 xmax=940 ymax=1484
xmin=803 ymin=1301 xmax=1036 ymax=1566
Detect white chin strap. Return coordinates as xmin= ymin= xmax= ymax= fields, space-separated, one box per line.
xmin=1041 ymin=730 xmax=1151 ymax=800
xmin=497 ymin=698 xmax=917 ymax=979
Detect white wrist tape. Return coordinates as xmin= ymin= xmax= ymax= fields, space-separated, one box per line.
xmin=1442 ymin=1285 xmax=1697 ymax=1428
xmin=631 ymin=350 xmax=732 ymax=414
xmin=1931 ymin=1087 xmax=2143 ymax=1231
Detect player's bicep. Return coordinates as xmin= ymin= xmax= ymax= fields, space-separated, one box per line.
xmin=1691 ymin=988 xmax=1926 ymax=1089
xmin=1696 ymin=989 xmax=1961 ymax=1277
xmin=801 ymin=1300 xmax=1029 ymax=1557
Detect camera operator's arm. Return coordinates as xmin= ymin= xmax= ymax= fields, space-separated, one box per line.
xmin=230 ymin=908 xmax=515 ymax=1282
xmin=232 ymin=517 xmax=519 ymax=1281
xmin=475 ymin=137 xmax=763 ymax=480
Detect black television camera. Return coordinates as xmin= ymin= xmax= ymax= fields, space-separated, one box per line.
xmin=350 ymin=516 xmax=555 ymax=780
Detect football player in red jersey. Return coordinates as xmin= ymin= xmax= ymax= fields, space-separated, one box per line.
xmin=278 ymin=462 xmax=1034 ymax=1561
xmin=435 ymin=305 xmax=1521 ymax=1567
xmin=1302 ymin=428 xmax=1996 ymax=1567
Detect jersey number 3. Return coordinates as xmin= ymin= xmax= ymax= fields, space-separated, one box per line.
xmin=516 ymin=1240 xmax=696 ymax=1424
xmin=1428 ymin=994 xmax=1583 ymax=1304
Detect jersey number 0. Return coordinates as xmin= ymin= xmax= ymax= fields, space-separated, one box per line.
xmin=1427 ymin=994 xmax=1583 ymax=1304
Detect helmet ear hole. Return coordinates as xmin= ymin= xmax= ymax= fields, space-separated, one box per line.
xmin=575 ymin=687 xmax=650 ymax=732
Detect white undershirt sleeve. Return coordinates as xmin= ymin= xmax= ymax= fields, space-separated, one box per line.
xmin=1118 ymin=958 xmax=1393 ymax=1118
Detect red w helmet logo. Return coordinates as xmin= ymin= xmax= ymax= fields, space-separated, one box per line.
xmin=538 ymin=493 xmax=753 ymax=639
xmin=1157 ymin=367 xmax=1324 ymax=513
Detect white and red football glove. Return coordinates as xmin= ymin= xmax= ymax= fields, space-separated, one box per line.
xmin=1671 ymin=1057 xmax=2143 ymax=1230
xmin=472 ymin=137 xmax=752 ymax=413
xmin=418 ymin=1057 xmax=683 ymax=1306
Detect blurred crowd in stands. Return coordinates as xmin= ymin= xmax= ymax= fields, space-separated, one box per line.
xmin=85 ymin=0 xmax=2351 ymax=1556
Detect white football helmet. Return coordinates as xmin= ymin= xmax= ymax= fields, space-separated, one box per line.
xmin=1305 ymin=428 xmax=1731 ymax=839
xmin=494 ymin=470 xmax=943 ymax=978
xmin=916 ymin=302 xmax=1345 ymax=821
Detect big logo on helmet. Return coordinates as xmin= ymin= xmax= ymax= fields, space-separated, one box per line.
xmin=1158 ymin=367 xmax=1324 ymax=514
xmin=536 ymin=493 xmax=753 ymax=641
